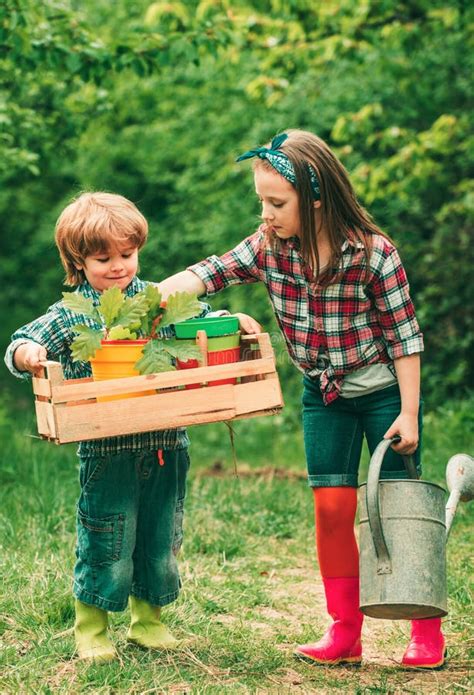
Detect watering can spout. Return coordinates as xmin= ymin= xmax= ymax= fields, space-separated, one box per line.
xmin=445 ymin=453 xmax=474 ymax=538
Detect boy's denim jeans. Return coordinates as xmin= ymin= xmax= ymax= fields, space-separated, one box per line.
xmin=73 ymin=448 xmax=190 ymax=612
xmin=302 ymin=379 xmax=423 ymax=488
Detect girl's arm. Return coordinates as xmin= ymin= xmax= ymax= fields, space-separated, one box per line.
xmin=384 ymin=353 xmax=421 ymax=455
xmin=158 ymin=232 xmax=266 ymax=334
xmin=161 ymin=280 xmax=262 ymax=335
xmin=160 ymin=230 xmax=265 ymax=300
xmin=159 ymin=270 xmax=206 ymax=300
xmin=158 ymin=272 xmax=262 ymax=334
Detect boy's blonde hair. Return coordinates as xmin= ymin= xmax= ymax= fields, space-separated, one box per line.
xmin=55 ymin=192 xmax=148 ymax=286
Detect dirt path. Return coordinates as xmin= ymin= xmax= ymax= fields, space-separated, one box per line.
xmin=248 ymin=558 xmax=470 ymax=693
xmin=203 ymin=464 xmax=471 ymax=692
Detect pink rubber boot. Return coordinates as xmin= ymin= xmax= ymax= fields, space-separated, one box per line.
xmin=295 ymin=577 xmax=363 ymax=665
xmin=402 ymin=618 xmax=446 ymax=669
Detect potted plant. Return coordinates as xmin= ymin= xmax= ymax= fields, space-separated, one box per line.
xmin=62 ymin=286 xmax=203 ymax=396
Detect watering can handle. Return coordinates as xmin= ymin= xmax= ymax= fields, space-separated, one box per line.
xmin=366 ymin=436 xmax=419 ymax=575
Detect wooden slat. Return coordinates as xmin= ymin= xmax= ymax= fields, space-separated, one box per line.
xmin=255 ymin=332 xmax=274 ymax=360
xmin=196 ymin=330 xmax=208 ymax=366
xmin=35 ymin=401 xmax=57 ymax=438
xmin=233 ymin=407 xmax=283 ymax=421
xmin=55 ymin=407 xmax=240 ymax=443
xmin=240 ymin=341 xmax=261 ymax=383
xmin=54 ymin=385 xmax=239 ymax=442
xmin=33 ymin=360 xmax=66 ymax=397
xmin=255 ymin=334 xmax=280 ymax=388
xmin=32 ymin=377 xmax=52 ymax=398
xmin=33 ymin=373 xmax=93 ymax=398
xmin=50 ymin=358 xmax=275 ymax=403
xmin=49 ymin=379 xmax=283 ymax=444
xmin=233 ymin=379 xmax=283 ymax=415
xmin=42 ymin=361 xmax=65 ymax=384
xmin=240 ymin=334 xmax=259 ymax=345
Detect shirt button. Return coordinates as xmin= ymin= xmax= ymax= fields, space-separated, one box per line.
xmin=315 ymin=318 xmax=323 ymax=331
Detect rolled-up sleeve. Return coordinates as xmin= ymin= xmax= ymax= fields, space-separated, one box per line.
xmin=187 ymin=231 xmax=265 ymax=296
xmin=4 ymin=304 xmax=71 ymax=379
xmin=371 ymin=248 xmax=424 ymax=359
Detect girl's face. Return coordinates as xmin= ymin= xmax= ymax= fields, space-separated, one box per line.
xmin=75 ymin=243 xmax=139 ymax=292
xmin=254 ymin=166 xmax=301 ymax=239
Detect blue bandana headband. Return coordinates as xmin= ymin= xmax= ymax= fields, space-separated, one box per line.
xmin=236 ymin=133 xmax=321 ymax=200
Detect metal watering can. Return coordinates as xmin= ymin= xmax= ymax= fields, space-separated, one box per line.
xmin=358 ymin=437 xmax=474 ymax=620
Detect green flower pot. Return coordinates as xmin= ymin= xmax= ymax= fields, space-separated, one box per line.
xmin=174 ymin=315 xmax=239 ymax=339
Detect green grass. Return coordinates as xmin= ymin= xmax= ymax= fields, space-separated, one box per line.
xmin=0 ymin=392 xmax=473 ymax=693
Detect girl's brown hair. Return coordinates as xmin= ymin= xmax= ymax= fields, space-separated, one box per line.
xmin=55 ymin=192 xmax=148 ymax=286
xmin=255 ymin=129 xmax=390 ymax=284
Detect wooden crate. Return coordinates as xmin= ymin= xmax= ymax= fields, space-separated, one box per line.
xmin=32 ymin=333 xmax=283 ymax=444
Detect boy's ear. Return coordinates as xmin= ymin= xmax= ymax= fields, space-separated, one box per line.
xmin=73 ymin=261 xmax=84 ymax=270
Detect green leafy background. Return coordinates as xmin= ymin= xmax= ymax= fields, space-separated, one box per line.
xmin=1 ymin=4 xmax=473 ymax=689
xmin=1 ymin=0 xmax=473 ymax=410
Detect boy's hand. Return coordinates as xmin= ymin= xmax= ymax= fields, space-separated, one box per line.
xmin=233 ymin=313 xmax=262 ymax=335
xmin=14 ymin=342 xmax=48 ymax=375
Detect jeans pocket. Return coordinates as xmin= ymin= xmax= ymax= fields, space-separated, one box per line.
xmin=77 ymin=509 xmax=124 ymax=566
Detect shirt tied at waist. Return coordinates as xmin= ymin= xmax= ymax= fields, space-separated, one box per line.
xmin=319 ymin=367 xmax=343 ymax=405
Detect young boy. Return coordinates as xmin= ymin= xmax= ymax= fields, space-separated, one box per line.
xmin=4 ymin=192 xmax=249 ymax=662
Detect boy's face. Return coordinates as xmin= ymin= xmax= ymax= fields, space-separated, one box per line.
xmin=75 ymin=243 xmax=139 ymax=292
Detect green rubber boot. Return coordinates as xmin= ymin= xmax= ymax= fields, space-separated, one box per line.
xmin=74 ymin=599 xmax=117 ymax=662
xmin=127 ymin=596 xmax=179 ymax=650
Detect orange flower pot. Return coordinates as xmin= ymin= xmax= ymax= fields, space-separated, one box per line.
xmin=90 ymin=340 xmax=154 ymax=402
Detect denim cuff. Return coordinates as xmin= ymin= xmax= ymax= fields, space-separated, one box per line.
xmin=131 ymin=584 xmax=181 ymax=608
xmin=73 ymin=583 xmax=128 ymax=612
xmin=307 ymin=473 xmax=359 ymax=488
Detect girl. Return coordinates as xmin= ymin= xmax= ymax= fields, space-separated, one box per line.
xmin=158 ymin=129 xmax=445 ymax=669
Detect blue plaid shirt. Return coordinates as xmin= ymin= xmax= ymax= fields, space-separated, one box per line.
xmin=5 ymin=277 xmax=211 ymax=457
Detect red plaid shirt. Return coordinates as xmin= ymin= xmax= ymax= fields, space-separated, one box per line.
xmin=188 ymin=227 xmax=423 ymax=404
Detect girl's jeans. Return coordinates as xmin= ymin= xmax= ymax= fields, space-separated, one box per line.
xmin=302 ymin=379 xmax=423 ymax=487
xmin=73 ymin=448 xmax=190 ymax=612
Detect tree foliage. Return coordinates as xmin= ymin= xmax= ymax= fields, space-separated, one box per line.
xmin=1 ymin=0 xmax=473 ymax=405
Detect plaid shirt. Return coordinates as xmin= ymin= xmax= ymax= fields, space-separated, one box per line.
xmin=5 ymin=277 xmax=210 ymax=456
xmin=189 ymin=227 xmax=424 ymax=404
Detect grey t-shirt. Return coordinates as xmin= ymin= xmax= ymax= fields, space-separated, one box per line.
xmin=316 ymin=349 xmax=397 ymax=398
xmin=340 ymin=362 xmax=397 ymax=398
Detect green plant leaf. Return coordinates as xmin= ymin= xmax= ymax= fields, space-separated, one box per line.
xmin=139 ymin=315 xmax=152 ymax=337
xmin=70 ymin=325 xmax=103 ymax=361
xmin=143 ymin=284 xmax=163 ymax=315
xmin=134 ymin=339 xmax=176 ymax=374
xmin=142 ymin=284 xmax=165 ymax=336
xmin=108 ymin=326 xmax=137 ymax=340
xmin=62 ymin=292 xmax=98 ymax=320
xmin=99 ymin=286 xmax=124 ymax=328
xmin=159 ymin=337 xmax=202 ymax=361
xmin=112 ymin=293 xmax=150 ymax=328
xmin=159 ymin=292 xmax=202 ymax=329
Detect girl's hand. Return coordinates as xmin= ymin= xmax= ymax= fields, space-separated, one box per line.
xmin=233 ymin=313 xmax=262 ymax=335
xmin=14 ymin=342 xmax=48 ymax=375
xmin=384 ymin=413 xmax=419 ymax=455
